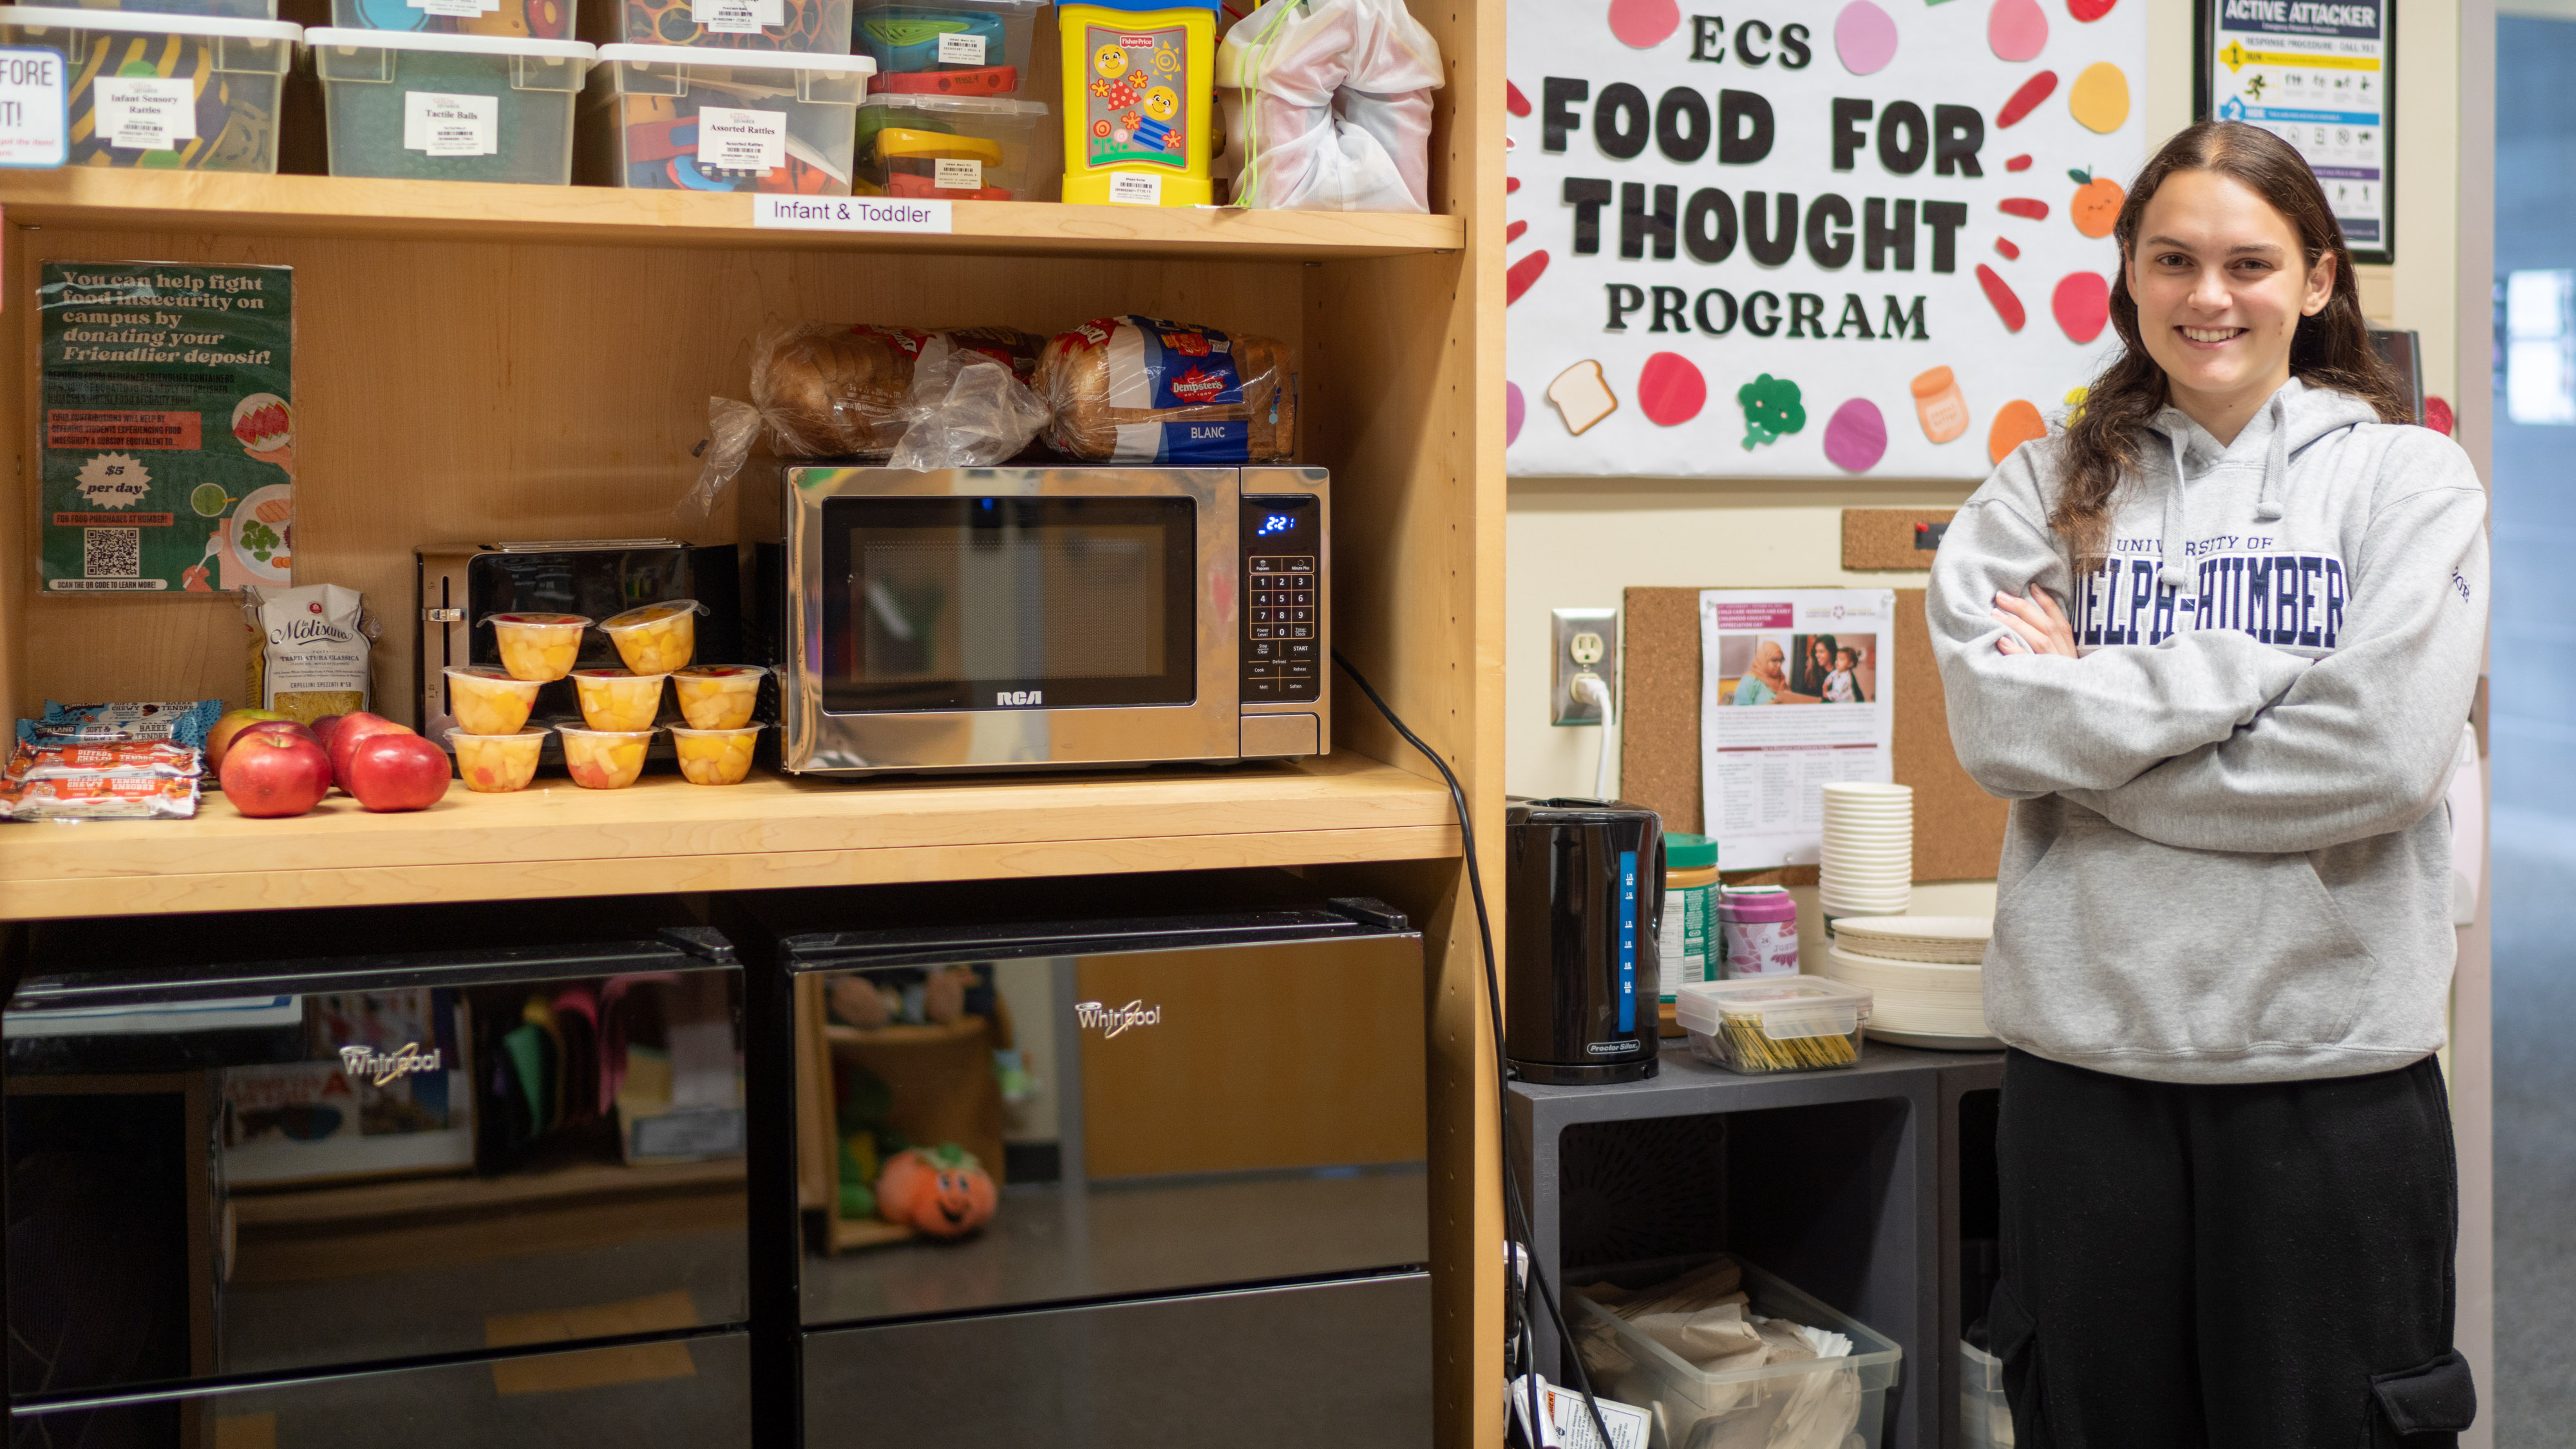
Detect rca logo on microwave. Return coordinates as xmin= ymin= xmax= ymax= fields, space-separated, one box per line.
xmin=337 ymin=1041 xmax=442 ymax=1086
xmin=995 ymin=690 xmax=1044 ymax=707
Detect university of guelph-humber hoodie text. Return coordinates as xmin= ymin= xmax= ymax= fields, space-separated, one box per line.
xmin=1929 ymin=377 xmax=2487 ymax=1084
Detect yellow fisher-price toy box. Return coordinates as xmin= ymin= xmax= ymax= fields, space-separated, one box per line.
xmin=1057 ymin=0 xmax=1218 ymax=205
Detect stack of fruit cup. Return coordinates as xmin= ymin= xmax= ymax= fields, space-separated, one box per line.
xmin=670 ymin=664 xmax=765 ymax=786
xmin=488 ymin=612 xmax=590 ymax=682
xmin=442 ymin=663 xmax=551 ymax=793
xmin=1819 ymin=781 xmax=1913 ymax=918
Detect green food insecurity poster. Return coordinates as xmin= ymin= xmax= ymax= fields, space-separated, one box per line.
xmin=38 ymin=263 xmax=293 ymax=594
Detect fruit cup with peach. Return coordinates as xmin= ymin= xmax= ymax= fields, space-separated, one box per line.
xmin=489 ymin=612 xmax=591 ymax=682
xmin=559 ymin=726 xmax=656 ymax=790
xmin=600 ymin=600 xmax=701 ymax=676
xmin=573 ymin=668 xmax=669 ymax=732
xmin=444 ymin=665 xmax=544 ymax=735
xmin=446 ymin=728 xmax=548 ymax=793
xmin=673 ymin=665 xmax=766 ymax=730
xmin=670 ymin=724 xmax=762 ymax=786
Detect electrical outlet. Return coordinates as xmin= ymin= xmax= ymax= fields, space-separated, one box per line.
xmin=1551 ymin=607 xmax=1619 ymax=726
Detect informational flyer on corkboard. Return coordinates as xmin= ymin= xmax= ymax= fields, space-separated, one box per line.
xmin=1700 ymin=589 xmax=1896 ymax=867
xmin=37 ymin=262 xmax=294 ymax=594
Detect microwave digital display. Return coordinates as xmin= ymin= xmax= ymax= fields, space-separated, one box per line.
xmin=819 ymin=496 xmax=1198 ymax=714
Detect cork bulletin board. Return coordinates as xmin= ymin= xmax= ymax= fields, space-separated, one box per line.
xmin=1618 ymin=587 xmax=2009 ymax=884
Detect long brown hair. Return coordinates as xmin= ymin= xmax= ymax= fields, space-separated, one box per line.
xmin=2051 ymin=121 xmax=2412 ymax=558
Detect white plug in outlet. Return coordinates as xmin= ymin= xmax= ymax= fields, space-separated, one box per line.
xmin=1551 ymin=608 xmax=1619 ymax=725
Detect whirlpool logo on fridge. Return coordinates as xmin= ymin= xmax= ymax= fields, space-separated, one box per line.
xmin=1074 ymin=999 xmax=1162 ymax=1038
xmin=337 ymin=1041 xmax=441 ymax=1086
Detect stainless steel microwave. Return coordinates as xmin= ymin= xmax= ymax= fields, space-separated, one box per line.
xmin=777 ymin=466 xmax=1329 ymax=776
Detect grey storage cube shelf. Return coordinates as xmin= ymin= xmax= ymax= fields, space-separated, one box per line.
xmin=1507 ymin=1043 xmax=2003 ymax=1449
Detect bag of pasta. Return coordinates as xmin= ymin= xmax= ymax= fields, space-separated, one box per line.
xmin=243 ymin=584 xmax=377 ymax=724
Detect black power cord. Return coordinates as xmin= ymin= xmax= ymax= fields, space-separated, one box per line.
xmin=1334 ymin=650 xmax=1620 ymax=1449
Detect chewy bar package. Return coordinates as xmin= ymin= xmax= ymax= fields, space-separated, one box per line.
xmin=8 ymin=739 xmax=204 ymax=782
xmin=27 ymin=699 xmax=225 ymax=748
xmin=1037 ymin=316 xmax=1296 ymax=464
xmin=0 ymin=774 xmax=200 ymax=822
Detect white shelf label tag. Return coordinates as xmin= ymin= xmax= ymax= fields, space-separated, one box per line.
xmin=1106 ymin=169 xmax=1162 ymax=205
xmin=412 ymin=0 xmax=489 ymax=18
xmin=935 ymin=30 xmax=985 ymax=64
xmin=931 ymin=156 xmax=983 ymax=191
xmin=697 ymin=106 xmax=784 ymax=174
xmin=402 ymin=91 xmax=497 ymax=156
xmin=752 ymin=195 xmax=954 ymax=234
xmin=693 ymin=0 xmax=782 ymax=33
xmin=0 ymin=48 xmax=66 ymax=167
xmin=96 ymin=77 xmax=194 ymax=152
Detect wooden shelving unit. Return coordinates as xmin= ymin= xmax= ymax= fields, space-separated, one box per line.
xmin=0 ymin=753 xmax=1459 ymax=919
xmin=0 ymin=169 xmax=1466 ymax=260
xmin=0 ymin=1 xmax=1503 ymax=1431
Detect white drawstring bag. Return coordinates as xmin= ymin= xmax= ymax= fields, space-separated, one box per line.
xmin=1215 ymin=0 xmax=1441 ymax=213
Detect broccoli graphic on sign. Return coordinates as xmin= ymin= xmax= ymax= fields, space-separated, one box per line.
xmin=1737 ymin=374 xmax=1807 ymax=450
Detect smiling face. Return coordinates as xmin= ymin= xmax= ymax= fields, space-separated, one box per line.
xmin=2125 ymin=168 xmax=2336 ymax=437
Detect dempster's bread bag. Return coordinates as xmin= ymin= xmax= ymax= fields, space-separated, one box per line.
xmin=1037 ymin=317 xmax=1297 ymax=464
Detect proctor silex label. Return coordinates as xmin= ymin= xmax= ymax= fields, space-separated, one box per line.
xmin=0 ymin=48 xmax=66 ymax=167
xmin=694 ymin=0 xmax=782 ymax=32
xmin=697 ymin=106 xmax=784 ymax=174
xmin=95 ymin=77 xmax=194 ymax=151
xmin=403 ymin=93 xmax=497 ymax=156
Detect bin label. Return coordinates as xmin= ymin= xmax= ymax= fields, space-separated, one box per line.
xmin=698 ymin=106 xmax=784 ymax=175
xmin=95 ymin=77 xmax=194 ymax=152
xmin=694 ymin=0 xmax=782 ymax=33
xmin=936 ymin=31 xmax=985 ymax=64
xmin=1106 ymin=169 xmax=1162 ymax=205
xmin=403 ymin=92 xmax=497 ymax=156
xmin=933 ymin=156 xmax=983 ymax=190
xmin=0 ymin=48 xmax=65 ymax=167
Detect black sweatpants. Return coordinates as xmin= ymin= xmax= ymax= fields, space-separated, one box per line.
xmin=1991 ymin=1048 xmax=2476 ymax=1448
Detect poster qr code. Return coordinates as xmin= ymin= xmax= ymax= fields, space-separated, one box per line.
xmin=84 ymin=527 xmax=140 ymax=578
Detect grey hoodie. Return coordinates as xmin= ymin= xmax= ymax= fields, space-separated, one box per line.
xmin=1928 ymin=377 xmax=2488 ymax=1084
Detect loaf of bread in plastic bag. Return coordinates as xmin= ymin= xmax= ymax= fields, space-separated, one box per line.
xmin=1037 ymin=316 xmax=1297 ymax=463
xmin=755 ymin=323 xmax=1046 ymax=458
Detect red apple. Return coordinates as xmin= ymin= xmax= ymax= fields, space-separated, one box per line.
xmin=343 ymin=733 xmax=451 ymax=813
xmin=309 ymin=714 xmax=346 ymax=752
xmin=206 ymin=708 xmax=293 ymax=768
xmin=237 ymin=719 xmax=313 ymax=748
xmin=328 ymin=712 xmax=413 ymax=791
xmin=220 ymin=731 xmax=332 ymax=818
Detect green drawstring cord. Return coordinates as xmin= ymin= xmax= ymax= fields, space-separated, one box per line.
xmin=1222 ymin=0 xmax=1299 ymax=209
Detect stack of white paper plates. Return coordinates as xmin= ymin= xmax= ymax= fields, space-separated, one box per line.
xmin=1822 ymin=914 xmax=2000 ymax=1050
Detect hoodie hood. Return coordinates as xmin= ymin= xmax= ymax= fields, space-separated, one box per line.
xmin=2139 ymin=377 xmax=2384 ymax=589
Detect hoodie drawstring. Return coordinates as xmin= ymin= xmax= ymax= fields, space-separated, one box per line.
xmin=2159 ymin=428 xmax=2192 ymax=591
xmin=2255 ymin=388 xmax=2289 ymax=522
xmin=2158 ymin=389 xmax=2294 ymax=592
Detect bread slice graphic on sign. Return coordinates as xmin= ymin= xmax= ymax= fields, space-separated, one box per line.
xmin=1547 ymin=360 xmax=1618 ymax=435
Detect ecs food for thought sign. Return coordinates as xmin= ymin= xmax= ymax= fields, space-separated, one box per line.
xmin=1505 ymin=0 xmax=2148 ymax=478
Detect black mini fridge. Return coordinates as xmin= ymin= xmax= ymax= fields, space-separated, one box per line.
xmin=723 ymin=886 xmax=1432 ymax=1449
xmin=1 ymin=900 xmax=753 ymax=1448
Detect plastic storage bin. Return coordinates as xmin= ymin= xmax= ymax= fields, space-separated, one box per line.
xmin=1575 ymin=1258 xmax=1903 ymax=1449
xmin=0 ymin=7 xmax=297 ymax=169
xmin=310 ymin=28 xmax=592 ymax=184
xmin=854 ymin=0 xmax=1042 ymax=97
xmin=52 ymin=0 xmax=274 ymax=18
xmin=855 ymin=91 xmax=1045 ymax=200
xmin=1057 ymin=0 xmax=1218 ymax=205
xmin=330 ymin=0 xmax=570 ymax=40
xmin=586 ymin=44 xmax=871 ymax=193
xmin=593 ymin=0 xmax=847 ymax=55
xmin=1962 ymin=1341 xmax=2014 ymax=1448
xmin=1674 ymin=976 xmax=1873 ymax=1075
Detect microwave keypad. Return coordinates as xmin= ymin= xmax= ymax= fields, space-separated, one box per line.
xmin=1244 ymin=555 xmax=1318 ymax=701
